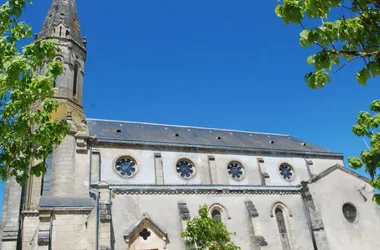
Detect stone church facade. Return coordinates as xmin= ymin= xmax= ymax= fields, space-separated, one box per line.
xmin=1 ymin=0 xmax=380 ymax=249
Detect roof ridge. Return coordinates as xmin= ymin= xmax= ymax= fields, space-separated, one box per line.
xmin=87 ymin=118 xmax=290 ymax=137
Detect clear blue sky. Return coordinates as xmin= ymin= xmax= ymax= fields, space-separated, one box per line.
xmin=1 ymin=1 xmax=379 ymax=218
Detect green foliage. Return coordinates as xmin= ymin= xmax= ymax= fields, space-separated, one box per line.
xmin=276 ymin=0 xmax=380 ymax=204
xmin=348 ymin=100 xmax=380 ymax=204
xmin=0 ymin=0 xmax=69 ymax=184
xmin=276 ymin=0 xmax=380 ymax=88
xmin=181 ymin=205 xmax=240 ymax=250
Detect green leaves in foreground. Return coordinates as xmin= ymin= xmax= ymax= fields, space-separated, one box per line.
xmin=0 ymin=0 xmax=69 ymax=184
xmin=348 ymin=100 xmax=380 ymax=204
xmin=181 ymin=205 xmax=240 ymax=250
xmin=276 ymin=0 xmax=380 ymax=88
xmin=276 ymin=1 xmax=380 ymax=203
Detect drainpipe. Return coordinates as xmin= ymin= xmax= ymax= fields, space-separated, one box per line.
xmin=109 ymin=188 xmax=113 ymax=249
xmin=96 ymin=191 xmax=99 ymax=250
xmin=49 ymin=214 xmax=53 ymax=250
xmin=88 ymin=139 xmax=93 ymax=192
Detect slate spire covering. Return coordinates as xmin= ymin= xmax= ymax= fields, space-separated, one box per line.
xmin=39 ymin=0 xmax=85 ymax=48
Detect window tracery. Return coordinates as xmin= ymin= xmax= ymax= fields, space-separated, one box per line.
xmin=227 ymin=161 xmax=245 ymax=180
xmin=279 ymin=163 xmax=294 ymax=181
xmin=115 ymin=156 xmax=138 ymax=178
xmin=176 ymin=159 xmax=196 ymax=179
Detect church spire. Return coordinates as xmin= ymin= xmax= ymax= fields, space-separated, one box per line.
xmin=39 ymin=0 xmax=85 ymax=49
xmin=37 ymin=0 xmax=87 ymax=123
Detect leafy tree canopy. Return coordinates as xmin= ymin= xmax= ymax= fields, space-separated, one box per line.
xmin=348 ymin=100 xmax=380 ymax=203
xmin=181 ymin=205 xmax=240 ymax=250
xmin=275 ymin=0 xmax=380 ymax=203
xmin=0 ymin=0 xmax=69 ymax=184
xmin=276 ymin=0 xmax=380 ymax=88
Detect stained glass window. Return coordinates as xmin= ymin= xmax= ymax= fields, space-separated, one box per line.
xmin=343 ymin=203 xmax=357 ymax=223
xmin=227 ymin=161 xmax=244 ymax=180
xmin=279 ymin=163 xmax=294 ymax=181
xmin=176 ymin=159 xmax=195 ymax=179
xmin=115 ymin=156 xmax=137 ymax=178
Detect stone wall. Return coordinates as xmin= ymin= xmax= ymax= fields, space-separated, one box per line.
xmin=97 ymin=146 xmax=344 ymax=186
xmin=0 ymin=178 xmax=22 ymax=250
xmin=50 ymin=211 xmax=95 ymax=250
xmin=111 ymin=193 xmax=313 ymax=250
xmin=309 ymin=168 xmax=380 ymax=250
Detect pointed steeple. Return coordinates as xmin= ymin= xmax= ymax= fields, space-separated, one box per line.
xmin=39 ymin=0 xmax=85 ymax=48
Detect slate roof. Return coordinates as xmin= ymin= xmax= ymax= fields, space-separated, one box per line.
xmin=87 ymin=119 xmax=341 ymax=156
xmin=39 ymin=0 xmax=84 ymax=47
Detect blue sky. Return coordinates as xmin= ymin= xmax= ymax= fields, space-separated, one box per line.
xmin=1 ymin=0 xmax=379 ymax=218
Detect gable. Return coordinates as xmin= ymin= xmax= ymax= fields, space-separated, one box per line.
xmin=310 ymin=164 xmax=370 ymax=184
xmin=124 ymin=213 xmax=168 ymax=241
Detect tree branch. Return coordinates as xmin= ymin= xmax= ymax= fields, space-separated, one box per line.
xmin=333 ymin=57 xmax=360 ymax=75
xmin=337 ymin=50 xmax=379 ymax=57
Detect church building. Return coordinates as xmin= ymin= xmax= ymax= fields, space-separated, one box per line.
xmin=1 ymin=0 xmax=380 ymax=249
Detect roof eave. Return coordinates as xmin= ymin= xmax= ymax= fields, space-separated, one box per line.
xmin=94 ymin=138 xmax=344 ymax=158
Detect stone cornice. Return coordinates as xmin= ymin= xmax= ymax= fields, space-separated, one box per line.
xmin=110 ymin=185 xmax=303 ymax=196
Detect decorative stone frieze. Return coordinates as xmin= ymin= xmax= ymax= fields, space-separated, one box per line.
xmin=113 ymin=185 xmax=302 ymax=196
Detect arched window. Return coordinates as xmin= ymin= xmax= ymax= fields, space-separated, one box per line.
xmin=73 ymin=63 xmax=79 ymax=97
xmin=275 ymin=208 xmax=291 ymax=250
xmin=212 ymin=209 xmax=222 ymax=222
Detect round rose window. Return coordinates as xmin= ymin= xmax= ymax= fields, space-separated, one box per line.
xmin=115 ymin=156 xmax=138 ymax=178
xmin=279 ymin=163 xmax=294 ymax=181
xmin=227 ymin=161 xmax=245 ymax=180
xmin=176 ymin=159 xmax=196 ymax=179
